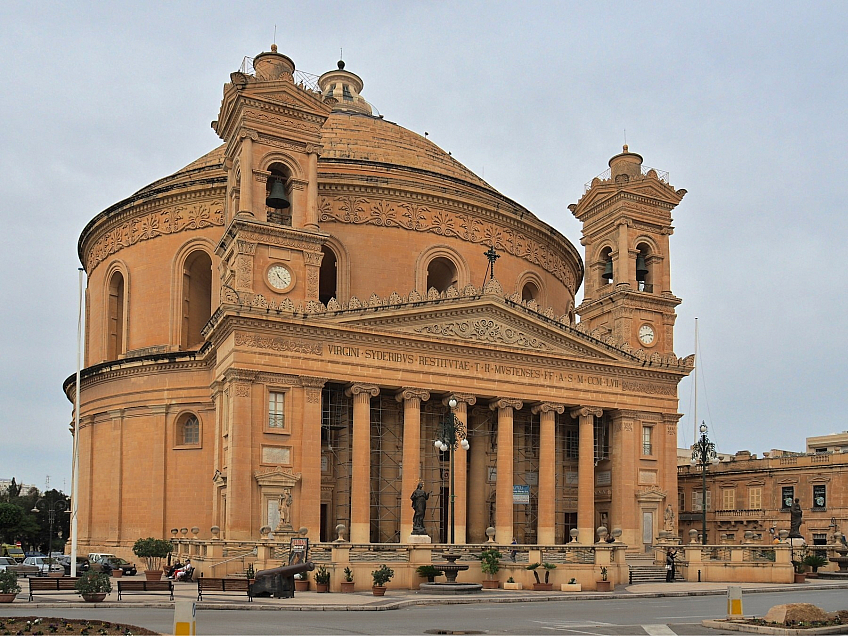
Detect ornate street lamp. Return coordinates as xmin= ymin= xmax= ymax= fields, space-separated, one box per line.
xmin=434 ymin=397 xmax=470 ymax=544
xmin=32 ymin=499 xmax=67 ymax=568
xmin=690 ymin=422 xmax=720 ymax=545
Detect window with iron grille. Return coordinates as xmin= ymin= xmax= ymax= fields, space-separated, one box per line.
xmin=642 ymin=425 xmax=653 ymax=456
xmin=565 ymin=429 xmax=578 ymax=459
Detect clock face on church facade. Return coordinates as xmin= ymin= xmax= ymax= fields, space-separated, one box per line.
xmin=638 ymin=324 xmax=655 ymax=346
xmin=267 ymin=264 xmax=293 ymax=291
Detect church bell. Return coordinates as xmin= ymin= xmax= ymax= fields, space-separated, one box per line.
xmin=635 ymin=254 xmax=649 ymax=282
xmin=266 ymin=179 xmax=291 ymax=209
xmin=602 ymin=258 xmax=613 ymax=280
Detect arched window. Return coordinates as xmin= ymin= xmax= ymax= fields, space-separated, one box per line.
xmin=426 ymin=257 xmax=458 ymax=293
xmin=521 ymin=281 xmax=540 ymax=303
xmin=107 ymin=271 xmax=125 ymax=360
xmin=176 ymin=413 xmax=201 ymax=447
xmin=599 ymin=246 xmax=614 ymax=287
xmin=265 ymin=163 xmax=292 ymax=226
xmin=319 ymin=245 xmax=338 ymax=305
xmin=635 ymin=242 xmax=653 ymax=292
xmin=181 ymin=251 xmax=212 ymax=349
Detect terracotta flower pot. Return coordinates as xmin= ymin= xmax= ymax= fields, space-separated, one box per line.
xmin=482 ymin=579 xmax=499 ymax=589
xmin=295 ymin=579 xmax=309 ymax=592
xmin=316 ymin=583 xmax=329 ymax=593
xmin=340 ymin=581 xmax=355 ymax=593
xmin=144 ymin=570 xmax=163 ymax=581
xmin=532 ymin=583 xmax=553 ymax=591
xmin=82 ymin=593 xmax=107 ymax=602
xmin=0 ymin=592 xmax=17 ymax=603
xmin=794 ymin=573 xmax=806 ymax=583
xmin=111 ymin=569 xmax=123 ymax=578
xmin=372 ymin=585 xmax=386 ymax=596
xmin=596 ymin=580 xmax=612 ymax=592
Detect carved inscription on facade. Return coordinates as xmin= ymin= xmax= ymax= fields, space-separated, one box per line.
xmin=87 ymin=202 xmax=225 ymax=270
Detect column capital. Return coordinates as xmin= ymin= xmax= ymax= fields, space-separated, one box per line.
xmin=395 ymin=387 xmax=430 ymax=403
xmin=346 ymin=383 xmax=380 ymax=398
xmin=531 ymin=402 xmax=565 ymax=415
xmin=489 ymin=398 xmax=523 ymax=412
xmin=569 ymin=406 xmax=603 ymax=419
xmin=443 ymin=393 xmax=477 ymax=407
xmin=662 ymin=412 xmax=683 ymax=424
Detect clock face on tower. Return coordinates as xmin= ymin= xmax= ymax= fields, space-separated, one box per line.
xmin=267 ymin=264 xmax=293 ymax=291
xmin=638 ymin=324 xmax=655 ymax=346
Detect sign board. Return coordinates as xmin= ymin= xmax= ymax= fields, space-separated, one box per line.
xmin=513 ymin=485 xmax=530 ymax=504
xmin=289 ymin=537 xmax=309 ymax=566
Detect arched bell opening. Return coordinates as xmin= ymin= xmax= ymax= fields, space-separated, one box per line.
xmin=599 ymin=246 xmax=614 ymax=287
xmin=635 ymin=243 xmax=653 ymax=292
xmin=319 ymin=245 xmax=338 ymax=306
xmin=426 ymin=256 xmax=458 ymax=293
xmin=107 ymin=271 xmax=125 ymax=360
xmin=181 ymin=250 xmax=213 ymax=349
xmin=266 ymin=163 xmax=292 ymax=226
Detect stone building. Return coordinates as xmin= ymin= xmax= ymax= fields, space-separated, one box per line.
xmin=677 ymin=440 xmax=848 ymax=545
xmin=65 ymin=45 xmax=693 ymax=555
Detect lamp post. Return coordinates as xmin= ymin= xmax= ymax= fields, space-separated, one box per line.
xmin=32 ymin=499 xmax=67 ymax=567
xmin=434 ymin=397 xmax=469 ymax=544
xmin=690 ymin=421 xmax=719 ymax=545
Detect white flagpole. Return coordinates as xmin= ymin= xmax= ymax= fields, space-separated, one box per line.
xmin=693 ymin=317 xmax=699 ymax=443
xmin=71 ymin=268 xmax=85 ymax=577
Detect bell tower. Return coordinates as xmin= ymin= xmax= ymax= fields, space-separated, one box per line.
xmin=569 ymin=147 xmax=686 ymax=354
xmin=212 ymin=45 xmax=333 ymax=305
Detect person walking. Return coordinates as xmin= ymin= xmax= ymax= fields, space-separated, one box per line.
xmin=510 ymin=537 xmax=518 ymax=562
xmin=665 ymin=548 xmax=677 ymax=582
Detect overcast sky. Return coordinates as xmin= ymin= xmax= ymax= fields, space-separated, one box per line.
xmin=1 ymin=1 xmax=846 ymax=492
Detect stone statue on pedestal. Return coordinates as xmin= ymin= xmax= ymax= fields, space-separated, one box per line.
xmin=664 ymin=504 xmax=675 ymax=532
xmin=276 ymin=487 xmax=293 ymax=532
xmin=411 ymin=482 xmax=429 ymax=536
xmin=789 ymin=498 xmax=803 ymax=538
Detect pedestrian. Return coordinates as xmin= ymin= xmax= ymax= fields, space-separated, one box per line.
xmin=665 ymin=548 xmax=677 ymax=582
xmin=510 ymin=537 xmax=518 ymax=562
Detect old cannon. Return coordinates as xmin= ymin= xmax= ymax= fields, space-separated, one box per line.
xmin=251 ymin=561 xmax=315 ymax=598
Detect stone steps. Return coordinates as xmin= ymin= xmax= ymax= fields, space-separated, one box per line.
xmin=628 ymin=564 xmax=680 ymax=583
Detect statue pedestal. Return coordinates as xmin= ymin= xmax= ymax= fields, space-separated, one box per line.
xmin=408 ymin=534 xmax=432 ymax=544
xmin=787 ymin=537 xmax=807 ymax=548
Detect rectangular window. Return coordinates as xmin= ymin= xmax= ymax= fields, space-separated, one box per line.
xmin=679 ymin=490 xmax=685 ymax=512
xmin=268 ymin=391 xmax=285 ymax=429
xmin=781 ymin=486 xmax=794 ymax=509
xmin=748 ymin=486 xmax=762 ymax=510
xmin=813 ymin=485 xmax=827 ymax=509
xmin=642 ymin=425 xmax=653 ymax=456
xmin=722 ymin=488 xmax=735 ymax=511
xmin=693 ymin=490 xmax=711 ymax=512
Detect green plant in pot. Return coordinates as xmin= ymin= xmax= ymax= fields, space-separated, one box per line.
xmin=0 ymin=570 xmax=21 ymax=602
xmin=245 ymin=564 xmax=255 ymax=580
xmin=415 ymin=565 xmax=444 ymax=583
xmin=371 ymin=564 xmax=394 ymax=595
xmin=340 ymin=566 xmax=355 ymax=592
xmin=526 ymin=562 xmax=542 ymax=584
xmin=802 ymin=554 xmax=828 ymax=574
xmin=313 ymin=565 xmax=330 ymax=591
xmin=75 ymin=571 xmax=112 ymax=601
xmin=132 ymin=537 xmax=173 ymax=579
xmin=600 ymin=567 xmax=608 ymax=581
xmin=343 ymin=567 xmax=354 ymax=583
xmin=480 ymin=547 xmax=502 ymax=588
xmin=541 ymin=562 xmax=557 ymax=584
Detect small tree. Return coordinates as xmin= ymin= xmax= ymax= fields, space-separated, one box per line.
xmin=343 ymin=567 xmax=354 ymax=582
xmin=314 ymin=565 xmax=330 ymax=585
xmin=541 ymin=562 xmax=557 ymax=584
xmin=75 ymin=571 xmax=112 ymax=595
xmin=415 ymin=565 xmax=444 ymax=582
xmin=526 ymin=562 xmax=541 ymax=584
xmin=0 ymin=570 xmax=21 ymax=595
xmin=371 ymin=564 xmax=394 ymax=587
xmin=132 ymin=537 xmax=173 ymax=571
xmin=480 ymin=548 xmax=502 ymax=579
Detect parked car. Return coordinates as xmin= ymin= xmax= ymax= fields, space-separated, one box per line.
xmin=55 ymin=556 xmax=90 ymax=576
xmin=0 ymin=556 xmax=39 ymax=577
xmin=91 ymin=556 xmax=137 ymax=576
xmin=22 ymin=556 xmax=64 ymax=576
xmin=25 ymin=552 xmax=47 ymax=559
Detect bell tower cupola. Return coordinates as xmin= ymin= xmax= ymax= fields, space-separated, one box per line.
xmin=569 ymin=147 xmax=687 ymax=354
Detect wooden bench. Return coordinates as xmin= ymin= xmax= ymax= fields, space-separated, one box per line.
xmin=196 ymin=577 xmax=252 ymax=602
xmin=28 ymin=577 xmax=80 ymax=601
xmin=117 ymin=579 xmax=174 ymax=601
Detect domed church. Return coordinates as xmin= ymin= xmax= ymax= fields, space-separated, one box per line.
xmin=67 ymin=45 xmax=693 ymax=555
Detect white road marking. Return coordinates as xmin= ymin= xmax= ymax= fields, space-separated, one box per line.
xmin=642 ymin=625 xmax=677 ymax=636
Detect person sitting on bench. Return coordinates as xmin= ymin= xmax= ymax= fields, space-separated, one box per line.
xmin=175 ymin=560 xmax=194 ymax=582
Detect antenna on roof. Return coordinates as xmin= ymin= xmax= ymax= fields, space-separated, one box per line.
xmin=624 ymin=129 xmax=627 ymax=146
xmin=273 ymin=25 xmax=277 ymax=46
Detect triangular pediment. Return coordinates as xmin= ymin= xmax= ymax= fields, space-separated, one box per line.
xmin=328 ymin=296 xmax=630 ymax=361
xmin=246 ymin=83 xmax=331 ymax=116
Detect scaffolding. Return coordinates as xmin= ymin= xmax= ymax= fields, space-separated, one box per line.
xmin=370 ymin=395 xmax=403 ymax=543
xmin=322 ymin=384 xmax=352 ymax=540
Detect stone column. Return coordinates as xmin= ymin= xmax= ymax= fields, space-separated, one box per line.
xmin=571 ymin=406 xmax=603 ymax=544
xmin=446 ymin=393 xmax=476 ymax=544
xmin=238 ymin=132 xmax=256 ymax=214
xmin=226 ymin=377 xmax=255 ymax=539
xmin=300 ymin=378 xmax=327 ymax=537
xmin=306 ymin=147 xmax=320 ymax=229
xmin=532 ymin=402 xmax=564 ymax=545
xmin=616 ymin=219 xmax=632 ymax=286
xmin=663 ymin=413 xmax=682 ymax=536
xmin=346 ymin=383 xmax=379 ymax=543
xmin=611 ymin=410 xmax=638 ymax=546
xmin=467 ymin=406 xmax=488 ymax=543
xmin=396 ymin=388 xmax=430 ymax=539
xmin=490 ymin=398 xmax=523 ymax=543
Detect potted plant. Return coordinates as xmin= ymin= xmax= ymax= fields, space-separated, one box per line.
xmin=527 ymin=562 xmax=556 ymax=590
xmin=561 ymin=576 xmax=581 ymax=592
xmin=792 ymin=559 xmax=806 ymax=583
xmin=132 ymin=537 xmax=173 ymax=581
xmin=245 ymin=563 xmax=255 ymax=582
xmin=371 ymin=564 xmax=394 ymax=596
xmin=294 ymin=572 xmax=309 ymax=592
xmin=341 ymin=566 xmax=355 ymax=593
xmin=480 ymin=547 xmax=502 ymax=589
xmin=75 ymin=571 xmax=112 ymax=602
xmin=503 ymin=576 xmax=523 ymax=590
xmin=314 ymin=565 xmax=330 ymax=593
xmin=802 ymin=554 xmax=828 ymax=577
xmin=0 ymin=570 xmax=21 ymax=603
xmin=597 ymin=566 xmax=612 ymax=591
xmin=415 ymin=565 xmax=444 ymax=584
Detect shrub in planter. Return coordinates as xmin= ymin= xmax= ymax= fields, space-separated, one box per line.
xmin=415 ymin=565 xmax=444 ymax=583
xmin=132 ymin=537 xmax=173 ymax=577
xmin=314 ymin=565 xmax=330 ymax=592
xmin=0 ymin=570 xmax=21 ymax=601
xmin=75 ymin=571 xmax=113 ymax=600
xmin=371 ymin=564 xmax=394 ymax=595
xmin=803 ymin=554 xmax=828 ymax=573
xmin=480 ymin=547 xmax=502 ymax=588
xmin=341 ymin=567 xmax=355 ymax=592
